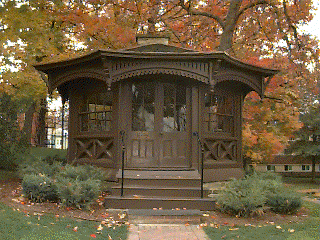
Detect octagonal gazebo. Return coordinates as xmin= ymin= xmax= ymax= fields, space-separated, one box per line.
xmin=35 ymin=36 xmax=277 ymax=209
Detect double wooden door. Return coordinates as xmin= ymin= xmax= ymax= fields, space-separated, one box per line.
xmin=126 ymin=81 xmax=191 ymax=169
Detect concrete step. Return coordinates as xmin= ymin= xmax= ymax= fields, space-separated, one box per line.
xmin=116 ymin=170 xmax=201 ymax=187
xmin=111 ymin=185 xmax=210 ymax=198
xmin=127 ymin=209 xmax=204 ymax=224
xmin=104 ymin=195 xmax=216 ymax=211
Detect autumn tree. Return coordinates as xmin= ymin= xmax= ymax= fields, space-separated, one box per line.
xmin=1 ymin=0 xmax=319 ymax=162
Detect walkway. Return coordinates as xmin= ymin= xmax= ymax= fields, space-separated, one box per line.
xmin=128 ymin=223 xmax=210 ymax=240
xmin=126 ymin=209 xmax=210 ymax=240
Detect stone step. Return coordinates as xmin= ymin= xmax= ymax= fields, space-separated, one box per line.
xmin=116 ymin=170 xmax=201 ymax=187
xmin=104 ymin=196 xmax=216 ymax=211
xmin=111 ymin=185 xmax=210 ymax=198
xmin=127 ymin=209 xmax=204 ymax=224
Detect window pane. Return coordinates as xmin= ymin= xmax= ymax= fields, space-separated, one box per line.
xmin=163 ymin=83 xmax=186 ymax=132
xmin=204 ymin=91 xmax=233 ymax=133
xmin=80 ymin=89 xmax=113 ymax=132
xmin=132 ymin=82 xmax=155 ymax=131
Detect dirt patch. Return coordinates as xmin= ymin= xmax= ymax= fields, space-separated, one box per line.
xmin=0 ymin=177 xmax=312 ymax=226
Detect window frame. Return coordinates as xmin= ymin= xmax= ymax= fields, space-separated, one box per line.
xmin=284 ymin=165 xmax=292 ymax=171
xmin=301 ymin=165 xmax=310 ymax=171
xmin=203 ymin=90 xmax=234 ymax=134
xmin=79 ymin=90 xmax=113 ymax=133
xmin=266 ymin=165 xmax=275 ymax=171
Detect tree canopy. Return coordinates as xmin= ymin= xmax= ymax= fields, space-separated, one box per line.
xmin=1 ymin=0 xmax=319 ymax=161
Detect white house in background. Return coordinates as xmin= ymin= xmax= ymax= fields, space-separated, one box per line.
xmin=251 ymin=155 xmax=320 ymax=176
xmin=47 ymin=127 xmax=68 ymax=149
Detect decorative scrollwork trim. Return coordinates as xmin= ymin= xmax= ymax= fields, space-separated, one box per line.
xmin=50 ymin=69 xmax=110 ymax=92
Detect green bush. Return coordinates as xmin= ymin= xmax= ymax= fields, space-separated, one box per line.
xmin=217 ymin=177 xmax=266 ymax=217
xmin=21 ymin=160 xmax=109 ymax=209
xmin=217 ymin=172 xmax=301 ymax=217
xmin=266 ymin=191 xmax=302 ymax=214
xmin=42 ymin=154 xmax=67 ymax=165
xmin=19 ymin=158 xmax=63 ymax=178
xmin=58 ymin=164 xmax=110 ymax=192
xmin=56 ymin=177 xmax=101 ymax=209
xmin=22 ymin=174 xmax=59 ymax=202
xmin=58 ymin=164 xmax=106 ymax=181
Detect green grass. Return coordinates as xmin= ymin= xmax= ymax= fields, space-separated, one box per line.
xmin=204 ymin=219 xmax=320 ymax=240
xmin=0 ymin=203 xmax=127 ymax=240
xmin=29 ymin=147 xmax=67 ymax=160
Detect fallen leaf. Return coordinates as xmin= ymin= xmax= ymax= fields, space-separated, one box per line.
xmin=73 ymin=226 xmax=78 ymax=232
xmin=276 ymin=226 xmax=282 ymax=229
xmin=90 ymin=234 xmax=97 ymax=238
xmin=97 ymin=224 xmax=103 ymax=231
xmin=288 ymin=229 xmax=295 ymax=233
xmin=229 ymin=228 xmax=239 ymax=231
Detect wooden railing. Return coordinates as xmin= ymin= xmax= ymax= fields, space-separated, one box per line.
xmin=193 ymin=132 xmax=205 ymax=198
xmin=120 ymin=130 xmax=126 ymax=197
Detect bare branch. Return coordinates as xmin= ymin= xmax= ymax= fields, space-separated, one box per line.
xmin=178 ymin=0 xmax=225 ymax=29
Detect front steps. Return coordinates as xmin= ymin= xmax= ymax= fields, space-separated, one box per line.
xmin=104 ymin=170 xmax=216 ymax=210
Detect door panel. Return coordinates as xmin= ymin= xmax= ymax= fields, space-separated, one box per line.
xmin=127 ymin=80 xmax=191 ymax=169
xmin=127 ymin=82 xmax=157 ymax=168
xmin=160 ymin=83 xmax=189 ymax=168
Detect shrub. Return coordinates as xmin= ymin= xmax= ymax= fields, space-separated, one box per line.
xmin=217 ymin=172 xmax=301 ymax=217
xmin=58 ymin=164 xmax=110 ymax=192
xmin=266 ymin=191 xmax=302 ymax=214
xmin=56 ymin=177 xmax=101 ymax=209
xmin=20 ymin=159 xmax=111 ymax=208
xmin=42 ymin=154 xmax=67 ymax=165
xmin=59 ymin=164 xmax=106 ymax=181
xmin=217 ymin=177 xmax=266 ymax=217
xmin=19 ymin=158 xmax=63 ymax=178
xmin=22 ymin=174 xmax=59 ymax=202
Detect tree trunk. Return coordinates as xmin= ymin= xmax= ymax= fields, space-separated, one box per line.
xmin=22 ymin=102 xmax=36 ymax=145
xmin=37 ymin=98 xmax=47 ymax=147
xmin=218 ymin=0 xmax=243 ymax=52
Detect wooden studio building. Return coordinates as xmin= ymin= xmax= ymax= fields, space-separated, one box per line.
xmin=35 ymin=36 xmax=278 ymax=209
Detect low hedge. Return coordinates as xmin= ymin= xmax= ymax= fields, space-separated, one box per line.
xmin=21 ymin=159 xmax=109 ymax=209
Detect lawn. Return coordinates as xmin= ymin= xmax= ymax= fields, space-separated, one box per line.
xmin=0 ymin=203 xmax=127 ymax=240
xmin=204 ymin=217 xmax=320 ymax=240
xmin=0 ymin=146 xmax=128 ymax=240
xmin=29 ymin=147 xmax=68 ymax=159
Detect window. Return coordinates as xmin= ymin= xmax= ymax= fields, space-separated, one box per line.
xmin=80 ymin=91 xmax=113 ymax=132
xmin=163 ymin=83 xmax=186 ymax=132
xmin=284 ymin=165 xmax=292 ymax=171
xmin=131 ymin=82 xmax=155 ymax=131
xmin=204 ymin=92 xmax=234 ymax=133
xmin=267 ymin=165 xmax=275 ymax=171
xmin=302 ymin=165 xmax=310 ymax=171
